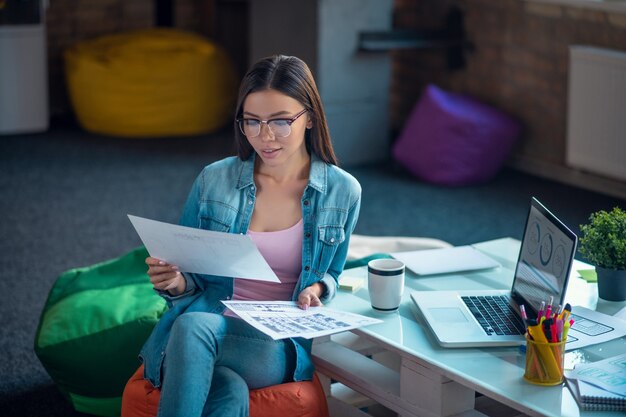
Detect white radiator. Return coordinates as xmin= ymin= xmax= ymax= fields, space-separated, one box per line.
xmin=567 ymin=46 xmax=626 ymax=181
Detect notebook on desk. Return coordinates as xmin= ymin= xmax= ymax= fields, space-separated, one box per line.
xmin=566 ymin=378 xmax=626 ymax=411
xmin=410 ymin=197 xmax=578 ymax=348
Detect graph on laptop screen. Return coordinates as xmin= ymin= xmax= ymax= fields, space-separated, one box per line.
xmin=511 ymin=200 xmax=577 ymax=316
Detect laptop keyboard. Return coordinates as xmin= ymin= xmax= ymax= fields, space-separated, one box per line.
xmin=461 ymin=295 xmax=526 ymax=336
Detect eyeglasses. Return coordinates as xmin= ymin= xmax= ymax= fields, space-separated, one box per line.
xmin=237 ymin=109 xmax=308 ymax=138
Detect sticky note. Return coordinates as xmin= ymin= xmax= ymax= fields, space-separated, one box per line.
xmin=339 ymin=276 xmax=364 ymax=292
xmin=577 ymin=269 xmax=597 ymax=283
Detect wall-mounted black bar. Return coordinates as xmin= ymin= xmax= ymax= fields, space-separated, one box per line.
xmin=358 ymin=6 xmax=472 ymax=71
xmin=359 ymin=30 xmax=470 ymax=51
xmin=155 ymin=0 xmax=174 ymax=27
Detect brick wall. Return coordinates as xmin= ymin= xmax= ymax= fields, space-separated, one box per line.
xmin=45 ymin=0 xmax=208 ymax=117
xmin=44 ymin=0 xmax=625 ymax=187
xmin=391 ymin=0 xmax=626 ymax=172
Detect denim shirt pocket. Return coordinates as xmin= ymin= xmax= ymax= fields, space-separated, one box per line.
xmin=200 ymin=216 xmax=231 ymax=232
xmin=199 ymin=201 xmax=237 ymax=232
xmin=315 ymin=225 xmax=345 ymax=275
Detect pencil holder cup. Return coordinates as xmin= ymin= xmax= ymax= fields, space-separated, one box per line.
xmin=523 ymin=336 xmax=566 ymax=386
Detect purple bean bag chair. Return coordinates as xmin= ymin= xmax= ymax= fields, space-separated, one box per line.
xmin=392 ymin=84 xmax=522 ymax=186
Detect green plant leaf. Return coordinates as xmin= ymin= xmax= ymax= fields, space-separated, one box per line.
xmin=579 ymin=207 xmax=626 ymax=270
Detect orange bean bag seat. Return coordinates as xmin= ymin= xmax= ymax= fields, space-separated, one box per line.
xmin=122 ymin=365 xmax=329 ymax=417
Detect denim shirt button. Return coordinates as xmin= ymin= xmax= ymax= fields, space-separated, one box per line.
xmin=248 ymin=200 xmax=253 ymax=205
xmin=303 ymin=200 xmax=309 ymax=206
xmin=226 ymin=296 xmax=231 ymax=300
xmin=304 ymin=266 xmax=310 ymax=271
xmin=330 ymin=238 xmax=335 ymax=243
xmin=161 ymin=351 xmax=165 ymax=356
xmin=305 ymin=232 xmax=311 ymax=238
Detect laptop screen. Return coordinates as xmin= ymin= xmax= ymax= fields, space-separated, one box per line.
xmin=511 ymin=198 xmax=577 ymax=317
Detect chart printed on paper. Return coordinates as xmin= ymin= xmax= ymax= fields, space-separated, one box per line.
xmin=222 ymin=300 xmax=382 ymax=340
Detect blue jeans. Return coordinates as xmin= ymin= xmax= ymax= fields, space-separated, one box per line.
xmin=157 ymin=312 xmax=296 ymax=417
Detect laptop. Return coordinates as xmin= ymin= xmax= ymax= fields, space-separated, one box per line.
xmin=410 ymin=197 xmax=578 ymax=348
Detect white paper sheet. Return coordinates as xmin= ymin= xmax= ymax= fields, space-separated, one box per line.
xmin=128 ymin=214 xmax=279 ymax=282
xmin=567 ymin=352 xmax=626 ymax=397
xmin=391 ymin=245 xmax=501 ymax=276
xmin=565 ymin=305 xmax=626 ymax=351
xmin=221 ymin=300 xmax=383 ymax=340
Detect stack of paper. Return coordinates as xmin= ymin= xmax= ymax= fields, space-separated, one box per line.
xmin=565 ymin=353 xmax=626 ymax=411
xmin=390 ymin=245 xmax=500 ymax=276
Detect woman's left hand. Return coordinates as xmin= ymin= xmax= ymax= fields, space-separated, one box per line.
xmin=297 ymin=283 xmax=324 ymax=310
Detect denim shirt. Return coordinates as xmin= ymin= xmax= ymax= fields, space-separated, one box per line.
xmin=139 ymin=153 xmax=361 ymax=387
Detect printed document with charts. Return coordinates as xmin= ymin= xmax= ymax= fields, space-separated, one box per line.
xmin=222 ymin=301 xmax=382 ymax=340
xmin=128 ymin=214 xmax=279 ymax=282
xmin=565 ymin=352 xmax=626 ymax=411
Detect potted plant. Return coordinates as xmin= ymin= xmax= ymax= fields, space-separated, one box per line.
xmin=579 ymin=207 xmax=626 ymax=301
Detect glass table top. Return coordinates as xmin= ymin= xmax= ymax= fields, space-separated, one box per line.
xmin=327 ymin=238 xmax=626 ymax=417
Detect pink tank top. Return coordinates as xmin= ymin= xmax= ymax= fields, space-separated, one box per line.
xmin=223 ymin=219 xmax=303 ymax=316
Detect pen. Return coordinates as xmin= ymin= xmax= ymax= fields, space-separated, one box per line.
xmin=545 ymin=296 xmax=554 ymax=319
xmin=528 ymin=343 xmax=546 ymax=380
xmin=538 ymin=301 xmax=545 ymax=319
xmin=520 ymin=304 xmax=528 ymax=321
xmin=531 ymin=318 xmax=561 ymax=380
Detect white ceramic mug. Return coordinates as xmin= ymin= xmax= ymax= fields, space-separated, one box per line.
xmin=367 ymin=258 xmax=405 ymax=312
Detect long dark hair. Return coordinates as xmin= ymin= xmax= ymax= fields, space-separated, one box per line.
xmin=234 ymin=55 xmax=338 ymax=165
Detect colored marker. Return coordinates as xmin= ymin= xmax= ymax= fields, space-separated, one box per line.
xmin=526 ymin=318 xmax=537 ymax=340
xmin=561 ymin=303 xmax=572 ymax=322
xmin=520 ymin=304 xmax=528 ymax=321
xmin=543 ymin=318 xmax=554 ymax=342
xmin=562 ymin=320 xmax=571 ymax=340
xmin=556 ymin=319 xmax=563 ymax=341
xmin=528 ymin=320 xmax=548 ymax=343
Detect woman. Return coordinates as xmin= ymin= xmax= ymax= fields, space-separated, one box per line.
xmin=141 ymin=55 xmax=361 ymax=417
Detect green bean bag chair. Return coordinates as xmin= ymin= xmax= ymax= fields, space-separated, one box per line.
xmin=34 ymin=247 xmax=167 ymax=417
xmin=33 ymin=244 xmax=387 ymax=417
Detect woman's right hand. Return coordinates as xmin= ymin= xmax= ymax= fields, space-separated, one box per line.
xmin=145 ymin=257 xmax=186 ymax=296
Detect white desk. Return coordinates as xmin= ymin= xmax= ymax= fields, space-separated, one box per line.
xmin=312 ymin=238 xmax=626 ymax=417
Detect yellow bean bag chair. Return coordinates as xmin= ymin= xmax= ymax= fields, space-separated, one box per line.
xmin=65 ymin=29 xmax=237 ymax=137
